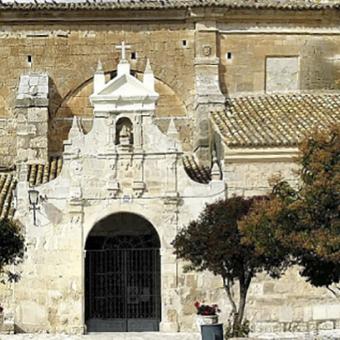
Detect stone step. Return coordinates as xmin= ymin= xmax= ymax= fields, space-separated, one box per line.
xmin=0 ymin=333 xmax=201 ymax=340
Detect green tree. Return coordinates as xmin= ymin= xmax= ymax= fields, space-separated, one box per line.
xmin=172 ymin=197 xmax=289 ymax=337
xmin=0 ymin=218 xmax=25 ymax=283
xmin=241 ymin=123 xmax=340 ymax=293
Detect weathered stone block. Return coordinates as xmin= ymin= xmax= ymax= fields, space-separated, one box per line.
xmin=313 ymin=305 xmax=340 ymax=321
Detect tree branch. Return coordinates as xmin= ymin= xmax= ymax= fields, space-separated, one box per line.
xmin=223 ymin=276 xmax=237 ymax=314
xmin=326 ymin=286 xmax=340 ymax=297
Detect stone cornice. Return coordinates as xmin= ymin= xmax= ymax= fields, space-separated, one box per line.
xmin=224 ymin=147 xmax=298 ymax=162
xmin=0 ymin=5 xmax=339 ymax=23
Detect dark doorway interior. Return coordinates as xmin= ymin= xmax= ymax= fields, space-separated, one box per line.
xmin=85 ymin=213 xmax=161 ymax=332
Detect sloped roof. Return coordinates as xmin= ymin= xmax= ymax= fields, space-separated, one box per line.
xmin=0 ymin=0 xmax=339 ymax=11
xmin=27 ymin=156 xmax=63 ymax=186
xmin=183 ymin=155 xmax=211 ymax=184
xmin=0 ymin=174 xmax=16 ymax=220
xmin=0 ymin=157 xmax=63 ymax=220
xmin=212 ymin=92 xmax=340 ymax=148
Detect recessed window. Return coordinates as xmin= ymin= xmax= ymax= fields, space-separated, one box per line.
xmin=227 ymin=52 xmax=232 ymax=60
xmin=182 ymin=40 xmax=187 ymax=47
xmin=131 ymin=52 xmax=137 ymax=60
xmin=27 ymin=55 xmax=32 ymax=64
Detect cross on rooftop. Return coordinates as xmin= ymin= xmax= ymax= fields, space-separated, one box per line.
xmin=116 ymin=41 xmax=131 ymax=61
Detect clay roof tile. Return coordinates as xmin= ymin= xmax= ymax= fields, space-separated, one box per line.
xmin=212 ymin=92 xmax=340 ymax=148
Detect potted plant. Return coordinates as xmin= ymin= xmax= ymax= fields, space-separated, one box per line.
xmin=194 ymin=301 xmax=220 ymax=331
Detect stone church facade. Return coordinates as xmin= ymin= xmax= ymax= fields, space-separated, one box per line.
xmin=0 ymin=0 xmax=339 ymax=335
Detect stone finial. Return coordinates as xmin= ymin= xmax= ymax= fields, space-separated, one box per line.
xmin=145 ymin=58 xmax=152 ymax=74
xmin=96 ymin=59 xmax=103 ymax=73
xmin=167 ymin=119 xmax=178 ymax=138
xmin=94 ymin=59 xmax=105 ymax=94
xmin=68 ymin=116 xmax=83 ymax=140
xmin=143 ymin=58 xmax=155 ymax=91
xmin=211 ymin=150 xmax=221 ymax=181
xmin=167 ymin=119 xmax=179 ymax=152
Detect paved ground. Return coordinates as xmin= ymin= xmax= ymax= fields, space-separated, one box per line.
xmin=0 ymin=330 xmax=340 ymax=340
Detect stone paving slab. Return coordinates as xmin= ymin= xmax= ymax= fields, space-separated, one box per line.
xmin=0 ymin=333 xmax=201 ymax=340
xmin=1 ymin=330 xmax=340 ymax=340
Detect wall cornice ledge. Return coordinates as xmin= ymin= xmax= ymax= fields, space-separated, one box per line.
xmin=224 ymin=147 xmax=298 ymax=163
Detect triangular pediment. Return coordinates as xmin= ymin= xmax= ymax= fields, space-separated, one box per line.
xmin=91 ymin=73 xmax=158 ymax=102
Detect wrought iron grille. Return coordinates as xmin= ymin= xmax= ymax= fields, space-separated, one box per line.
xmin=85 ymin=248 xmax=161 ymax=332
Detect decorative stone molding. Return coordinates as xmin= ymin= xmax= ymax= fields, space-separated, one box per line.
xmin=106 ymin=180 xmax=120 ymax=198
xmin=132 ymin=180 xmax=146 ymax=198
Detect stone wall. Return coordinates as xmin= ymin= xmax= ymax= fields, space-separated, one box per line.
xmin=0 ymin=14 xmax=339 ymax=164
xmin=0 ymin=22 xmax=195 ymax=163
xmin=16 ymin=73 xmax=49 ymax=164
xmin=219 ymin=34 xmax=340 ymax=95
xmin=176 ymin=267 xmax=340 ymax=334
xmin=224 ymin=155 xmax=298 ymax=197
xmin=0 ymin=118 xmax=16 ymax=167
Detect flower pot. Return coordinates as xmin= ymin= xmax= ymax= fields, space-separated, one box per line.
xmin=196 ymin=314 xmax=218 ymax=331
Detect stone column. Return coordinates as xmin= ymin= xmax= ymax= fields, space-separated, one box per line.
xmin=194 ymin=21 xmax=225 ymax=165
xmin=15 ymin=73 xmax=49 ymax=164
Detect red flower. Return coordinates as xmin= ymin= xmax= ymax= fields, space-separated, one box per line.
xmin=194 ymin=301 xmax=220 ymax=315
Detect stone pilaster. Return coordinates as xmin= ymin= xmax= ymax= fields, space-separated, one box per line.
xmin=194 ymin=21 xmax=225 ymax=165
xmin=132 ymin=153 xmax=146 ymax=198
xmin=15 ymin=73 xmax=49 ymax=164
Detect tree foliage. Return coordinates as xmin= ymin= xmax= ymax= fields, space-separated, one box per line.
xmin=0 ymin=218 xmax=25 ymax=283
xmin=241 ymin=123 xmax=340 ymax=290
xmin=172 ymin=196 xmax=289 ymax=336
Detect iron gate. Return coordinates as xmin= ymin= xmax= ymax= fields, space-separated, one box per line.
xmin=85 ymin=248 xmax=161 ymax=332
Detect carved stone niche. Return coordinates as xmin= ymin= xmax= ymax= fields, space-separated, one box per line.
xmin=132 ymin=181 xmax=146 ymax=198
xmin=116 ymin=117 xmax=133 ymax=153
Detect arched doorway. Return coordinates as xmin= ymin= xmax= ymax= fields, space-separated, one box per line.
xmin=85 ymin=213 xmax=161 ymax=332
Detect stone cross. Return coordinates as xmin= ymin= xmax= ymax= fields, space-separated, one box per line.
xmin=116 ymin=41 xmax=131 ymax=61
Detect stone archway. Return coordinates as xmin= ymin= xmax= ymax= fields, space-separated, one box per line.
xmin=85 ymin=212 xmax=161 ymax=333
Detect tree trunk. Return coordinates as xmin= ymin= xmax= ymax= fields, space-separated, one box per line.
xmin=222 ymin=274 xmax=252 ymax=337
xmin=232 ymin=276 xmax=251 ymax=336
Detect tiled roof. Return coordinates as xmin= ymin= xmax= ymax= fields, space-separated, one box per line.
xmin=28 ymin=156 xmax=63 ymax=186
xmin=0 ymin=174 xmax=16 ymax=220
xmin=183 ymin=155 xmax=211 ymax=184
xmin=0 ymin=0 xmax=339 ymax=11
xmin=212 ymin=93 xmax=340 ymax=148
xmin=0 ymin=157 xmax=63 ymax=220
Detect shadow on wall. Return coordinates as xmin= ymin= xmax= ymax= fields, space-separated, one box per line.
xmin=300 ymin=38 xmax=340 ymax=90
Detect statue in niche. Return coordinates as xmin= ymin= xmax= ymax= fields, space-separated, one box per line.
xmin=119 ymin=125 xmax=132 ymax=145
